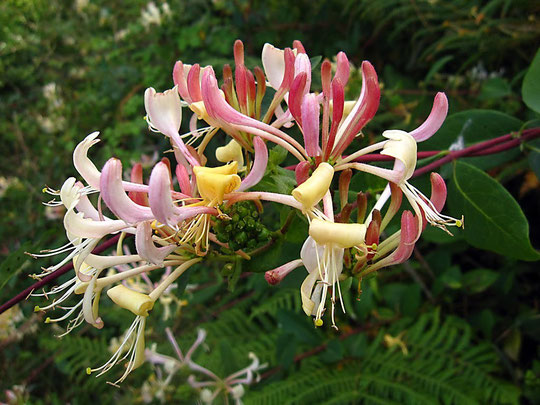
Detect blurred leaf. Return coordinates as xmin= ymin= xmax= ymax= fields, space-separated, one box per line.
xmin=449 ymin=161 xmax=540 ymax=261
xmin=462 ymin=268 xmax=499 ymax=294
xmin=276 ymin=309 xmax=320 ymax=345
xmin=268 ymin=145 xmax=289 ymax=166
xmin=522 ymin=48 xmax=540 ymax=113
xmin=276 ymin=333 xmax=297 ymax=369
xmin=503 ymin=329 xmax=522 ymax=362
xmin=320 ymin=339 xmax=345 ymax=363
xmin=424 ymin=55 xmax=454 ymax=83
xmin=438 ymin=266 xmax=462 ymax=290
xmin=479 ymin=78 xmax=511 ymax=100
xmin=0 ymin=242 xmax=33 ymax=293
xmin=470 ymin=309 xmax=495 ymax=339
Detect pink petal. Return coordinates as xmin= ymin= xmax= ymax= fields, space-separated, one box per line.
xmin=187 ymin=64 xmax=203 ymax=102
xmin=235 ymin=63 xmax=248 ymax=111
xmin=265 ymin=259 xmax=303 ymax=285
xmin=238 ymin=136 xmax=268 ymax=191
xmin=175 ymin=164 xmax=192 ymax=196
xmin=128 ymin=163 xmax=149 ymax=206
xmin=321 ymin=59 xmax=332 ymax=97
xmin=419 ymin=172 xmax=448 ymax=231
xmin=234 ymin=39 xmax=245 ymax=66
xmin=325 ymin=78 xmax=344 ymax=159
xmin=149 ymin=162 xmax=217 ymax=225
xmin=300 ymin=94 xmax=320 ymax=157
xmin=293 ymin=40 xmax=306 ymax=53
xmin=279 ymin=48 xmax=296 ymax=91
xmin=393 ymin=210 xmax=418 ymax=262
xmin=332 ymin=61 xmax=380 ymax=158
xmin=173 ymin=61 xmax=192 ymax=103
xmin=288 ymin=72 xmax=308 ymax=126
xmin=148 ymin=162 xmax=181 ymax=227
xmin=295 ymin=161 xmax=311 ymax=185
xmin=100 ymin=158 xmax=155 ymax=224
xmin=294 ymin=53 xmax=312 ymax=95
xmin=335 ymin=52 xmax=350 ymax=88
xmin=429 ymin=172 xmax=447 ymax=212
xmin=135 ymin=221 xmax=176 ymax=266
xmin=367 ymin=210 xmax=418 ymax=273
xmin=409 ymin=92 xmax=448 ymax=142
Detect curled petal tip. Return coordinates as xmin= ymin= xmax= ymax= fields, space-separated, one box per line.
xmin=429 ymin=172 xmax=447 ymax=212
xmin=409 ymin=92 xmax=448 ymax=142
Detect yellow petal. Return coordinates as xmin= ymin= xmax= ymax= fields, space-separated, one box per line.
xmin=309 ymin=218 xmax=366 ymax=248
xmin=216 ymin=139 xmax=244 ymax=168
xmin=194 ymin=163 xmax=241 ymax=203
xmin=292 ymin=162 xmax=334 ymax=210
xmin=107 ymin=285 xmax=154 ymax=316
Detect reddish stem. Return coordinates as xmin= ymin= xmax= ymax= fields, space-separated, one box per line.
xmin=0 ymin=234 xmax=122 ymax=315
xmin=413 ymin=128 xmax=539 ymax=177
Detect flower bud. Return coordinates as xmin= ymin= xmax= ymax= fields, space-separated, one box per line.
xmin=107 ymin=285 xmax=154 ymax=317
xmin=216 ymin=139 xmax=244 ymax=167
xmin=292 ymin=162 xmax=334 ymax=210
xmin=309 ymin=218 xmax=366 ymax=248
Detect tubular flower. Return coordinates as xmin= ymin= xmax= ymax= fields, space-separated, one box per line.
xmin=24 ymin=38 xmax=468 ymax=387
xmin=300 ymin=219 xmax=367 ymax=328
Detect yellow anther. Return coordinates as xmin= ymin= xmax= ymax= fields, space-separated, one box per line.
xmin=456 ymin=219 xmax=463 ymax=228
xmin=45 ymin=317 xmax=51 ymax=323
xmin=86 ymin=367 xmax=92 ymax=375
xmin=34 ymin=305 xmax=41 ymax=312
xmin=315 ymin=319 xmax=324 ymax=327
xmin=42 ymin=187 xmax=47 ymax=193
xmin=371 ymin=243 xmax=378 ymax=250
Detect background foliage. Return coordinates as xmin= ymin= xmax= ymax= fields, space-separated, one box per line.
xmin=0 ymin=0 xmax=539 ymax=403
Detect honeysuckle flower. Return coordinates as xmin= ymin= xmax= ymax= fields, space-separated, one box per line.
xmin=350 ymin=129 xmax=462 ymax=237
xmin=216 ymin=139 xmax=244 ymax=168
xmin=189 ymin=352 xmax=266 ymax=405
xmin=301 ymin=219 xmax=367 ymax=328
xmin=200 ymin=67 xmax=308 ymax=161
xmin=144 ymin=86 xmax=200 ymax=168
xmin=292 ymin=162 xmax=334 ymax=214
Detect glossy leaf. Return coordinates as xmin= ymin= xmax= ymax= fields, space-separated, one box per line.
xmin=522 ymin=48 xmax=540 ymax=113
xmin=448 ymin=161 xmax=540 ymax=261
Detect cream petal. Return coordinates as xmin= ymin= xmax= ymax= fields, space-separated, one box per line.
xmin=73 ymin=132 xmax=102 ymax=189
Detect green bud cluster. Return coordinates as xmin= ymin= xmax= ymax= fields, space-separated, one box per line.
xmin=213 ymin=201 xmax=271 ymax=252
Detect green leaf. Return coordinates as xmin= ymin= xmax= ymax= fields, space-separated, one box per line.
xmin=0 ymin=242 xmax=33 ymax=293
xmin=424 ymin=55 xmax=454 ymax=83
xmin=276 ymin=309 xmax=321 ymax=345
xmin=276 ymin=333 xmax=297 ymax=369
xmin=462 ymin=269 xmax=499 ymax=294
xmin=479 ymin=78 xmax=511 ymax=100
xmin=320 ymin=339 xmax=345 ymax=363
xmin=448 ymin=161 xmax=540 ymax=261
xmin=522 ymin=48 xmax=540 ymax=113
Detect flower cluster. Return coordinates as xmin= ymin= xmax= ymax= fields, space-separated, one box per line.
xmin=144 ymin=328 xmax=266 ymax=404
xmin=32 ymin=39 xmax=463 ymax=383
